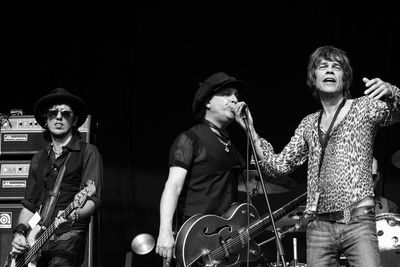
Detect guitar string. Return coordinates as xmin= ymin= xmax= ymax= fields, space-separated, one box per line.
xmin=23 ymin=206 xmax=73 ymax=266
xmin=211 ymin=203 xmax=303 ymax=262
xmin=209 ymin=211 xmax=277 ymax=261
xmin=16 ymin=205 xmax=74 ymax=266
xmin=17 ymin=222 xmax=57 ymax=266
xmin=15 ymin=182 xmax=92 ymax=266
xmin=210 ymin=206 xmax=292 ymax=261
xmin=208 ymin=197 xmax=305 ymax=262
xmin=213 ymin=201 xmax=302 ymax=261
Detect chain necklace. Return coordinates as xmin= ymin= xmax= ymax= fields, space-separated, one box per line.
xmin=52 ymin=146 xmax=63 ymax=158
xmin=202 ymin=119 xmax=232 ymax=153
xmin=216 ymin=136 xmax=231 ymax=152
xmin=209 ymin=127 xmax=231 ymax=152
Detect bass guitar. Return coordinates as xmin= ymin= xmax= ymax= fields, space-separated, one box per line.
xmin=175 ymin=192 xmax=307 ymax=267
xmin=4 ymin=179 xmax=96 ymax=267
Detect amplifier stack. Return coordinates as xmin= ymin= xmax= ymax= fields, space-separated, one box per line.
xmin=0 ymin=115 xmax=90 ymax=156
xmin=0 ymin=114 xmax=92 ymax=266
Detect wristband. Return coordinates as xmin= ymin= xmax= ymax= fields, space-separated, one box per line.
xmin=70 ymin=210 xmax=79 ymax=223
xmin=254 ymin=135 xmax=262 ymax=143
xmin=13 ymin=223 xmax=28 ymax=236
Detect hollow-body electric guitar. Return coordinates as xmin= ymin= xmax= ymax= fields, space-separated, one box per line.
xmin=175 ymin=192 xmax=307 ymax=267
xmin=4 ymin=179 xmax=96 ymax=267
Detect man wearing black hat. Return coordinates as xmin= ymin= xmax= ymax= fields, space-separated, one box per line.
xmin=155 ymin=72 xmax=246 ymax=265
xmin=8 ymin=88 xmax=103 ymax=267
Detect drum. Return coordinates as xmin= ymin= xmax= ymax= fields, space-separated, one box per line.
xmin=376 ymin=213 xmax=400 ymax=251
xmin=376 ymin=213 xmax=400 ymax=267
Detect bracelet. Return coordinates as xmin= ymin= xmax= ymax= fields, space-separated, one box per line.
xmin=388 ymin=84 xmax=395 ymax=97
xmin=70 ymin=210 xmax=79 ymax=223
xmin=13 ymin=223 xmax=28 ymax=236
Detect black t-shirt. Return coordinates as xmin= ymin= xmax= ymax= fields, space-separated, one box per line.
xmin=169 ymin=123 xmax=245 ymax=222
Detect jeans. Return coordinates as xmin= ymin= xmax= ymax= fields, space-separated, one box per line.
xmin=306 ymin=214 xmax=380 ymax=267
xmin=37 ymin=230 xmax=87 ymax=267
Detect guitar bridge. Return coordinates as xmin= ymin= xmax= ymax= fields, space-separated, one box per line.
xmin=201 ymin=249 xmax=220 ymax=267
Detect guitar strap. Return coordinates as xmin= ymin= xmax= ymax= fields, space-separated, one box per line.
xmin=39 ymin=152 xmax=72 ymax=227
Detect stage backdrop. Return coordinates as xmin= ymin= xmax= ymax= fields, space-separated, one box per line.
xmin=1 ymin=3 xmax=399 ymax=266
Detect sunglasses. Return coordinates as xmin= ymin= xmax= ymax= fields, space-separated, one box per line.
xmin=46 ymin=109 xmax=73 ymax=119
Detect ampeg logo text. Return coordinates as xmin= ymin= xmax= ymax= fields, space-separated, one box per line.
xmin=3 ymin=134 xmax=28 ymax=142
xmin=0 ymin=212 xmax=12 ymax=228
xmin=2 ymin=180 xmax=26 ymax=188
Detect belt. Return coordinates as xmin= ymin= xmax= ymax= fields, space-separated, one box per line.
xmin=316 ymin=205 xmax=375 ymax=223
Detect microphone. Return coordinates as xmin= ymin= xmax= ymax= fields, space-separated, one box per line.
xmin=240 ymin=103 xmax=248 ymax=119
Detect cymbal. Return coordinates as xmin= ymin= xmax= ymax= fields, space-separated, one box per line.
xmin=391 ymin=149 xmax=400 ymax=168
xmin=131 ymin=233 xmax=155 ymax=255
xmin=238 ymin=170 xmax=297 ymax=194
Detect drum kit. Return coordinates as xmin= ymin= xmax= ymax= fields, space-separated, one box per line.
xmin=237 ymin=150 xmax=400 ymax=267
xmin=238 ymin=170 xmax=297 ymax=196
xmin=376 ymin=213 xmax=400 ymax=267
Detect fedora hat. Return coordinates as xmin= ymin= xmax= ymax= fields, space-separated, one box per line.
xmin=192 ymin=72 xmax=245 ymax=115
xmin=33 ymin=88 xmax=88 ymax=128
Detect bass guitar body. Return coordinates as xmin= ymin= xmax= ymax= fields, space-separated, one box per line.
xmin=3 ymin=179 xmax=96 ymax=267
xmin=4 ymin=225 xmax=42 ymax=267
xmin=5 ymin=257 xmax=37 ymax=267
xmin=175 ymin=203 xmax=261 ymax=267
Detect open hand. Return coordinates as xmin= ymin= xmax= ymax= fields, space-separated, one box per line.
xmin=363 ymin=77 xmax=393 ymax=100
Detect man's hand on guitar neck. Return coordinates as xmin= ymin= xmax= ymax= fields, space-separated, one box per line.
xmin=54 ymin=209 xmax=79 ymax=228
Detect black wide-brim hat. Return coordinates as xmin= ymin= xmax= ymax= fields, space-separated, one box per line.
xmin=192 ymin=72 xmax=246 ymax=114
xmin=33 ymin=88 xmax=88 ymax=128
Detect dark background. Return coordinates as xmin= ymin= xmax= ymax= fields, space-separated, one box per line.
xmin=2 ymin=3 xmax=399 ymax=266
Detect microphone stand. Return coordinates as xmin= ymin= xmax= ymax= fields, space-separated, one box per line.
xmin=241 ymin=110 xmax=288 ymax=267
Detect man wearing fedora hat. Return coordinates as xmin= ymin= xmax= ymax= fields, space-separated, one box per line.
xmin=9 ymin=88 xmax=103 ymax=267
xmin=156 ymin=72 xmax=246 ymax=265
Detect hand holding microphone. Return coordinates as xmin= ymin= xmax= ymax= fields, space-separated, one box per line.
xmin=233 ymin=102 xmax=251 ymax=128
xmin=233 ymin=102 xmax=260 ymax=145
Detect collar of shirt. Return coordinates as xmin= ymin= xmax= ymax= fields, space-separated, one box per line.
xmin=202 ymin=119 xmax=230 ymax=140
xmin=46 ymin=134 xmax=83 ymax=157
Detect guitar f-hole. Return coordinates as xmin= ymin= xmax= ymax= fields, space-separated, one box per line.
xmin=202 ymin=225 xmax=231 ymax=236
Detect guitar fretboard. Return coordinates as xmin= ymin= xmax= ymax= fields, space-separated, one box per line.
xmin=248 ymin=192 xmax=307 ymax=238
xmin=210 ymin=192 xmax=307 ymax=262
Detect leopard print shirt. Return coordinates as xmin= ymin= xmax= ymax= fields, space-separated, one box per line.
xmin=258 ymin=85 xmax=400 ymax=213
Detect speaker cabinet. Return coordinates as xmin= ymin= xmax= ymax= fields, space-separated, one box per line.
xmin=0 ymin=115 xmax=91 ymax=156
xmin=0 ymin=160 xmax=30 ymax=200
xmin=0 ymin=203 xmax=22 ymax=265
